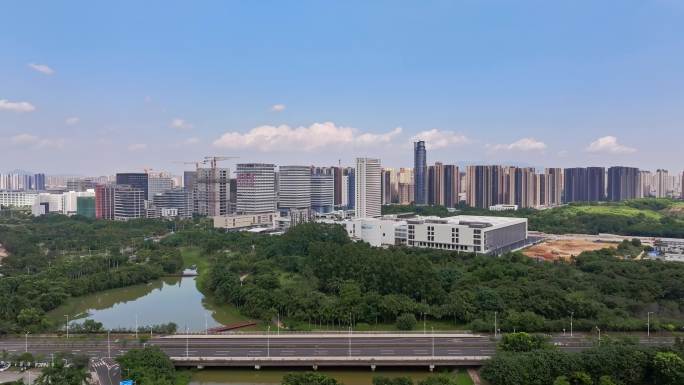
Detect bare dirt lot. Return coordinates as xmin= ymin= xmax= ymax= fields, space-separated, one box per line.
xmin=523 ymin=239 xmax=616 ymax=261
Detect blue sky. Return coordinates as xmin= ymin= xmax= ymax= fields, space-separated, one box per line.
xmin=1 ymin=1 xmax=683 ymax=175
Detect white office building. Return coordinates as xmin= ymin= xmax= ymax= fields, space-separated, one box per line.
xmin=0 ymin=191 xmax=38 ymax=207
xmin=355 ymin=158 xmax=381 ymax=218
xmin=278 ymin=166 xmax=311 ymax=210
xmin=148 ymin=175 xmax=175 ymax=201
xmin=311 ymin=173 xmax=334 ymax=214
xmin=236 ymin=163 xmax=276 ymax=214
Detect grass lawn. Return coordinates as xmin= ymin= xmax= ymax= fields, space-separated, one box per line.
xmin=454 ymin=370 xmax=475 ymax=385
xmin=565 ymin=204 xmax=663 ymax=220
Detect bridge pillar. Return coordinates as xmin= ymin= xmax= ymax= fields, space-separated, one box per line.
xmin=371 ymin=364 xmax=376 ymax=372
xmin=255 ymin=365 xmax=261 ymax=370
xmin=312 ymin=365 xmax=318 ymax=371
xmin=429 ymin=365 xmax=435 ymax=372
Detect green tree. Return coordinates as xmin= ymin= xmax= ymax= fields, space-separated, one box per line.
xmin=498 ymin=332 xmax=548 ymax=352
xmin=282 ymin=372 xmax=342 ymax=385
xmin=552 ymin=377 xmax=570 ymax=385
xmin=373 ymin=377 xmax=413 ymax=385
xmin=653 ymin=351 xmax=684 ymax=385
xmin=569 ymin=372 xmax=592 ymax=385
xmin=597 ymin=376 xmax=617 ymax=385
xmin=395 ymin=313 xmax=417 ymax=331
xmin=34 ymin=361 xmax=89 ymax=385
xmin=116 ymin=347 xmax=177 ymax=385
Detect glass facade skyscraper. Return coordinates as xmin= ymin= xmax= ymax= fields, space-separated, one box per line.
xmin=413 ymin=140 xmax=427 ymax=205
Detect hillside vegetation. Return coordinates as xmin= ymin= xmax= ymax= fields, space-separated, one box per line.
xmin=382 ymin=199 xmax=684 ymax=237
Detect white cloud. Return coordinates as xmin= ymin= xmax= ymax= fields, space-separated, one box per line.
xmin=28 ymin=63 xmax=54 ymax=75
xmin=170 ymin=118 xmax=193 ymax=130
xmin=411 ymin=129 xmax=470 ymax=149
xmin=0 ymin=99 xmax=36 ymax=113
xmin=271 ymin=104 xmax=286 ymax=112
xmin=65 ymin=117 xmax=80 ymax=125
xmin=184 ymin=137 xmax=200 ymax=145
xmin=213 ymin=122 xmax=401 ymax=151
xmin=9 ymin=133 xmax=65 ymax=149
xmin=128 ymin=143 xmax=147 ymax=151
xmin=489 ymin=137 xmax=547 ymax=152
xmin=585 ymin=136 xmax=636 ymax=154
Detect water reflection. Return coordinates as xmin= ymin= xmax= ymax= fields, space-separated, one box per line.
xmin=47 ymin=276 xmax=250 ymax=331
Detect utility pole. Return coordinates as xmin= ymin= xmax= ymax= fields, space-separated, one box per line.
xmin=569 ymin=312 xmax=574 ymax=338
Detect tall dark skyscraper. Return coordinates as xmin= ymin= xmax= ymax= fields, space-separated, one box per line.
xmin=33 ymin=173 xmax=45 ymax=190
xmin=413 ymin=140 xmax=427 ymax=205
xmin=607 ymin=166 xmax=640 ymax=201
xmin=563 ymin=167 xmax=605 ymax=203
xmin=116 ymin=173 xmax=149 ymax=199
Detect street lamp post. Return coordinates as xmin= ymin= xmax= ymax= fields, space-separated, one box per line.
xmin=348 ymin=327 xmax=352 ymax=357
xmin=25 ymin=332 xmax=29 ymax=353
xmin=494 ymin=312 xmax=498 ymax=338
xmin=596 ymin=326 xmax=601 ymax=346
xmin=647 ymin=312 xmax=654 ymax=338
xmin=205 ymin=313 xmax=208 ymax=336
xmin=64 ymin=315 xmax=69 ymax=339
xmin=185 ymin=326 xmax=189 ymax=358
xmin=570 ymin=311 xmax=574 ymax=338
xmin=431 ymin=327 xmax=435 ymax=359
xmin=267 ymin=326 xmax=271 ymax=357
xmin=107 ymin=331 xmax=111 ymax=358
xmin=135 ymin=314 xmax=139 ymax=339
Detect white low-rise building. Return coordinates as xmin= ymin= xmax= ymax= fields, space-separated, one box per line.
xmin=320 ymin=214 xmax=528 ymax=255
xmin=0 ymin=191 xmax=38 ymax=207
xmin=213 ymin=212 xmax=280 ymax=230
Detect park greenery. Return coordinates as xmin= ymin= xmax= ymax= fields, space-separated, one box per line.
xmin=382 ymin=198 xmax=684 ymax=237
xmin=117 ymin=346 xmax=189 ymax=385
xmin=0 ymin=213 xmax=188 ymax=334
xmin=281 ymin=372 xmax=472 ymax=385
xmin=192 ymin=222 xmax=684 ymax=332
xmin=481 ymin=336 xmax=684 ymax=385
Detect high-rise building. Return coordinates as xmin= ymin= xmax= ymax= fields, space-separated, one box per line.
xmin=67 ymin=178 xmax=97 ymax=192
xmin=150 ymin=188 xmax=192 ymax=219
xmin=332 ymin=166 xmax=343 ymax=207
xmin=398 ymin=168 xmax=414 ymax=205
xmin=311 ymin=172 xmax=334 ymax=214
xmin=116 ymin=173 xmax=149 ymax=199
xmin=563 ymin=167 xmax=605 ymax=203
xmin=413 ymin=141 xmax=427 ymax=205
xmin=513 ymin=167 xmax=537 ymax=208
xmin=346 ymin=167 xmax=356 ymax=209
xmin=655 ymin=169 xmax=669 ymax=198
xmin=236 ymin=163 xmax=276 ymax=214
xmin=443 ymin=165 xmax=459 ymax=208
xmin=607 ymin=166 xmax=641 ymax=201
xmin=640 ymin=170 xmax=654 ymax=197
xmin=466 ymin=165 xmax=503 ymax=209
xmin=355 ymin=158 xmax=381 ymax=218
xmin=544 ymin=168 xmax=563 ymax=207
xmin=95 ymin=184 xmax=116 ymax=219
xmin=33 ymin=173 xmax=45 ymax=191
xmin=76 ymin=196 xmax=96 ymax=218
xmin=183 ymin=171 xmax=197 ymax=191
xmin=193 ymin=167 xmax=230 ymax=216
xmin=278 ymin=166 xmax=311 ymax=210
xmin=114 ymin=185 xmax=146 ymax=220
xmin=147 ymin=174 xmax=174 ymax=201
xmin=681 ymin=171 xmax=684 ymax=199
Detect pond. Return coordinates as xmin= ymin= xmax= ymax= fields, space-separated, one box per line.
xmin=47 ymin=274 xmax=251 ymax=332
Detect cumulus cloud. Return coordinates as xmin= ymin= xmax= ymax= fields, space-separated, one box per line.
xmin=0 ymin=99 xmax=36 ymax=113
xmin=28 ymin=63 xmax=54 ymax=75
xmin=171 ymin=118 xmax=193 ymax=130
xmin=65 ymin=117 xmax=80 ymax=125
xmin=271 ymin=104 xmax=286 ymax=112
xmin=489 ymin=137 xmax=547 ymax=152
xmin=410 ymin=129 xmax=470 ymax=149
xmin=213 ymin=122 xmax=401 ymax=151
xmin=585 ymin=136 xmax=636 ymax=154
xmin=127 ymin=143 xmax=148 ymax=151
xmin=9 ymin=133 xmax=65 ymax=149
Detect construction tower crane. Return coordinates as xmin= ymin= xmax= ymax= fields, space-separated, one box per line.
xmin=173 ymin=160 xmax=207 ymax=170
xmin=203 ymin=156 xmax=239 ymax=169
